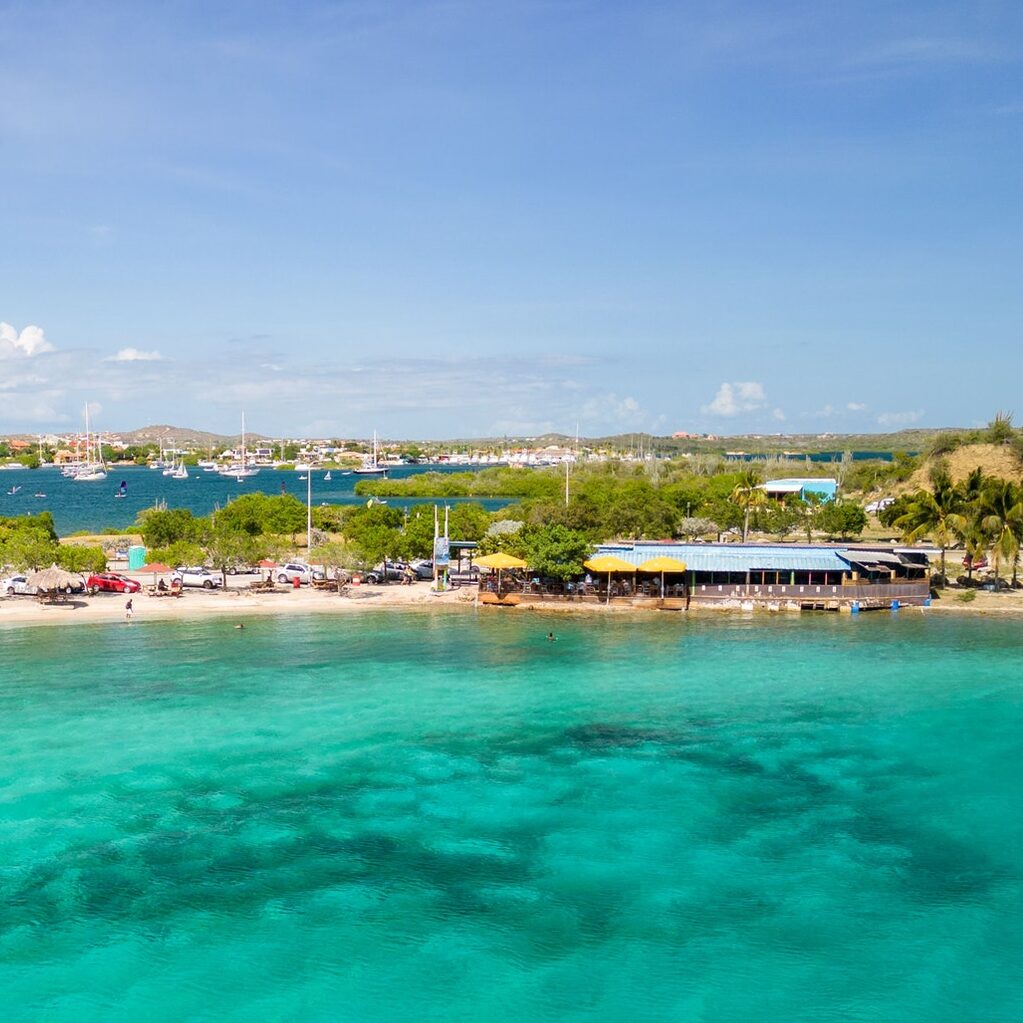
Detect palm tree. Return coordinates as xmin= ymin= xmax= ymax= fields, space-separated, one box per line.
xmin=730 ymin=468 xmax=766 ymax=542
xmin=978 ymin=479 xmax=1023 ymax=586
xmin=959 ymin=468 xmax=987 ymax=582
xmin=893 ymin=471 xmax=967 ymax=584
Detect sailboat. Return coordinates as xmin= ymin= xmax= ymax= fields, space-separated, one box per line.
xmin=115 ymin=479 xmax=128 ymax=498
xmin=6 ymin=485 xmax=21 ymax=495
xmin=171 ymin=460 xmax=189 ymax=479
xmin=353 ymin=431 xmax=388 ymax=475
xmin=219 ymin=412 xmax=260 ymax=479
xmin=74 ymin=407 xmax=108 ymax=481
xmin=323 ymin=471 xmax=332 ymax=481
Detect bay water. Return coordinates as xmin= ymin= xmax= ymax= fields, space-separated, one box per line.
xmin=1 ymin=611 xmax=1021 ymax=1021
xmin=1 ymin=464 xmax=505 ymax=535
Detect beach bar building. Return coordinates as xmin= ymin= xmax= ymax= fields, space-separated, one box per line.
xmin=480 ymin=541 xmax=930 ymax=611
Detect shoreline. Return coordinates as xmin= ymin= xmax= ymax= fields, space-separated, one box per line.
xmin=4 ymin=580 xmax=1023 ymax=631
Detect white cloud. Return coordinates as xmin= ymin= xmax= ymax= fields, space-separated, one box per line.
xmin=846 ymin=402 xmax=867 ymax=412
xmin=772 ymin=407 xmax=786 ymax=422
xmin=107 ymin=347 xmax=163 ymax=362
xmin=0 ymin=322 xmax=54 ymax=358
xmin=702 ymin=381 xmax=766 ymax=416
xmin=877 ymin=410 xmax=923 ymax=428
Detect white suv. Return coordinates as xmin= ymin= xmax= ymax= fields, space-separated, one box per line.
xmin=2 ymin=574 xmax=35 ymax=596
xmin=171 ymin=566 xmax=224 ymax=589
xmin=275 ymin=562 xmax=325 ymax=585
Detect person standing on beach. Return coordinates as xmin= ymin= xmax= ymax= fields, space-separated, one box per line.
xmin=125 ymin=598 xmax=133 ymax=620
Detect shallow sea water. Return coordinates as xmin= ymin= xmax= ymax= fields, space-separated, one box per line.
xmin=1 ymin=610 xmax=1022 ymax=1021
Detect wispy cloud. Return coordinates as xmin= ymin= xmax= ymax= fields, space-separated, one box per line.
xmin=877 ymin=410 xmax=923 ymax=428
xmin=107 ymin=347 xmax=164 ymax=362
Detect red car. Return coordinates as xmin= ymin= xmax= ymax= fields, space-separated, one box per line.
xmin=87 ymin=572 xmax=142 ymax=595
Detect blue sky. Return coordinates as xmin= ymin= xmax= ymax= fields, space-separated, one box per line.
xmin=2 ymin=1 xmax=1021 ymax=439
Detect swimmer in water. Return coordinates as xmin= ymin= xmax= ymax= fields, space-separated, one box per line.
xmin=547 ymin=632 xmax=555 ymax=641
xmin=234 ymin=623 xmax=245 ymax=629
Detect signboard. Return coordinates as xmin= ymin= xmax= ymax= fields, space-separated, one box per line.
xmin=433 ymin=536 xmax=450 ymax=567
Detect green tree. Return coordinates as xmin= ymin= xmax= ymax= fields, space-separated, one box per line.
xmin=214 ymin=494 xmax=306 ymax=537
xmin=200 ymin=523 xmax=265 ymax=586
xmin=137 ymin=507 xmax=199 ymax=547
xmin=977 ymin=478 xmax=1023 ymax=585
xmin=816 ymin=500 xmax=869 ymax=541
xmin=758 ymin=501 xmax=801 ymax=542
xmin=894 ymin=472 xmax=968 ymax=582
xmin=312 ymin=539 xmax=362 ymax=592
xmin=518 ymin=524 xmax=590 ymax=580
xmin=146 ymin=540 xmax=206 ymax=569
xmin=2 ymin=531 xmax=59 ymax=571
xmin=56 ymin=544 xmax=107 ymax=574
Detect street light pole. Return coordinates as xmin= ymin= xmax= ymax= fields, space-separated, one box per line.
xmin=306 ymin=466 xmax=312 ymax=554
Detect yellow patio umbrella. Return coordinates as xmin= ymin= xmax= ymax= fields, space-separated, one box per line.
xmin=638 ymin=556 xmax=688 ymax=598
xmin=584 ymin=554 xmax=637 ymax=604
xmin=476 ymin=551 xmax=528 ymax=593
xmin=476 ymin=553 xmax=528 ymax=570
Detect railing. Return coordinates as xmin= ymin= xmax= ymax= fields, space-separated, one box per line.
xmin=691 ymin=581 xmax=929 ymax=603
xmin=494 ymin=579 xmax=931 ymax=607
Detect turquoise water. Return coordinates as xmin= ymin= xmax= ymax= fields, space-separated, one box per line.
xmin=2 ymin=611 xmax=1022 ymax=1021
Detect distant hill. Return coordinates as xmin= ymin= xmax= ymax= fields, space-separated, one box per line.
xmin=905 ymin=443 xmax=1023 ymax=492
xmin=0 ymin=422 xmax=977 ymax=453
xmin=115 ymin=424 xmax=273 ymax=447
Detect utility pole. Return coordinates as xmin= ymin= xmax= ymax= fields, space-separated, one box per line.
xmin=306 ymin=468 xmax=312 ymax=553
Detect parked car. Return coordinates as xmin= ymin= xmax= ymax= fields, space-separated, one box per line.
xmin=2 ymin=574 xmax=35 ymax=596
xmin=275 ymin=562 xmax=326 ymax=585
xmin=409 ymin=559 xmax=435 ymax=580
xmin=87 ymin=572 xmax=142 ymax=595
xmin=865 ymin=497 xmax=895 ymax=514
xmin=365 ymin=560 xmax=409 ymax=584
xmin=171 ymin=566 xmax=224 ymax=589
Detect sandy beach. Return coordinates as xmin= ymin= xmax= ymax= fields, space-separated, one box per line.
xmin=0 ymin=578 xmax=478 ymax=629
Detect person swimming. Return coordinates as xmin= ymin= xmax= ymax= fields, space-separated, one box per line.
xmin=547 ymin=632 xmax=556 ymax=641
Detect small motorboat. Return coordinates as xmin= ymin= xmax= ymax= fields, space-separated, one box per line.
xmin=34 ymin=492 xmax=47 ymax=498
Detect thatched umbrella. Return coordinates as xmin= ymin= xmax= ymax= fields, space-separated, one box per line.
xmin=27 ymin=564 xmax=85 ymax=595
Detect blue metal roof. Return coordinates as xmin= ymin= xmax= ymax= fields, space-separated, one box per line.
xmin=595 ymin=543 xmax=851 ymax=573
